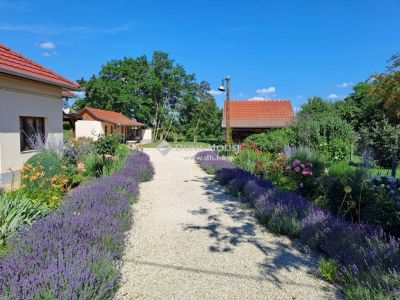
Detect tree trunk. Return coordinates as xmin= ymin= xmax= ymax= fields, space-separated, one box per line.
xmin=391 ymin=147 xmax=398 ymax=177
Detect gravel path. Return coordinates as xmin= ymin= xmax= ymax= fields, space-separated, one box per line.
xmin=116 ymin=149 xmax=337 ymax=300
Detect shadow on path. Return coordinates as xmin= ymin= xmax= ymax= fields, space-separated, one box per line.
xmin=183 ymin=175 xmax=322 ymax=289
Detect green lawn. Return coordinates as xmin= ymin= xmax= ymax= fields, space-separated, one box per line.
xmin=140 ymin=141 xmax=211 ymax=149
xmin=351 ymin=155 xmax=398 ymax=177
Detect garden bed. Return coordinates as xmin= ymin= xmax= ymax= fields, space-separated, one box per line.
xmin=0 ymin=151 xmax=154 ymax=299
xmin=195 ymin=150 xmax=400 ymax=299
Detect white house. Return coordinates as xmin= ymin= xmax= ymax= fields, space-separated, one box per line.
xmin=76 ymin=107 xmax=148 ymax=142
xmin=0 ymin=44 xmax=79 ymax=188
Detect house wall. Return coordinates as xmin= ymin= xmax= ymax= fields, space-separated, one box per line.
xmin=141 ymin=128 xmax=152 ymax=144
xmin=0 ymin=73 xmax=63 ymax=186
xmin=75 ymin=120 xmax=104 ymax=140
xmin=102 ymin=122 xmax=123 ymax=136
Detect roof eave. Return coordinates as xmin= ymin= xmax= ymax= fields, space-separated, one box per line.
xmin=222 ymin=125 xmax=288 ymax=129
xmin=0 ymin=68 xmax=80 ymax=91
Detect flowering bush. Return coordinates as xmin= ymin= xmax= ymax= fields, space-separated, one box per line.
xmin=0 ymin=151 xmax=154 ymax=299
xmin=195 ymin=150 xmax=400 ymax=299
xmin=233 ymin=145 xmax=272 ymax=177
xmin=20 ymin=157 xmax=71 ymax=207
xmin=365 ymin=176 xmax=400 ymax=203
xmin=286 ymin=159 xmax=318 ymax=199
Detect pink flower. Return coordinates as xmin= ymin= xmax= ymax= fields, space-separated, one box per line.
xmin=301 ymin=164 xmax=305 ymax=169
xmin=294 ymin=167 xmax=301 ymax=172
xmin=302 ymin=169 xmax=313 ymax=176
xmin=292 ymin=159 xmax=301 ymax=168
xmin=304 ymin=162 xmax=313 ymax=168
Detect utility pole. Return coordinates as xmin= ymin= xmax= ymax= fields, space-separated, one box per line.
xmin=218 ymin=76 xmax=232 ymax=148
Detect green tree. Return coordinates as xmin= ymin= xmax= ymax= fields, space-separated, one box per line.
xmin=74 ymin=51 xmax=203 ymax=141
xmin=183 ymin=81 xmax=223 ymax=142
xmin=335 ymin=82 xmax=385 ymax=132
xmin=371 ymin=53 xmax=400 ymax=124
xmin=294 ymin=97 xmax=356 ymax=161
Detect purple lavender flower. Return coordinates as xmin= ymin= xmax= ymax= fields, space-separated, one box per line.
xmin=0 ymin=151 xmax=154 ymax=299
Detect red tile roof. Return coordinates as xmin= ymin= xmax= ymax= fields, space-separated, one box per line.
xmin=79 ymin=107 xmax=145 ymax=127
xmin=0 ymin=44 xmax=79 ymax=90
xmin=62 ymin=91 xmax=75 ymax=98
xmin=222 ymin=100 xmax=295 ymax=128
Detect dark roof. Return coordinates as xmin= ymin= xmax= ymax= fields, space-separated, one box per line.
xmin=222 ymin=100 xmax=295 ymax=128
xmin=0 ymin=44 xmax=79 ymax=90
xmin=79 ymin=107 xmax=145 ymax=127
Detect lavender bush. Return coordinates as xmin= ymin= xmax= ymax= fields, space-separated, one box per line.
xmin=195 ymin=151 xmax=234 ymax=174
xmin=195 ymin=150 xmax=400 ymax=298
xmin=0 ymin=151 xmax=154 ymax=299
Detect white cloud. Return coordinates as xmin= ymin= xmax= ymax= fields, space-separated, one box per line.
xmin=39 ymin=42 xmax=55 ymax=49
xmin=41 ymin=52 xmax=51 ymax=57
xmin=249 ymin=96 xmax=266 ymax=100
xmin=209 ymin=89 xmax=223 ymax=96
xmin=0 ymin=22 xmax=136 ymax=35
xmin=328 ymin=94 xmax=339 ymax=100
xmin=238 ymin=92 xmax=246 ymax=97
xmin=337 ymin=82 xmax=353 ymax=88
xmin=256 ymin=86 xmax=276 ymax=96
xmin=74 ymin=91 xmax=85 ymax=98
xmin=296 ymin=95 xmax=303 ymax=99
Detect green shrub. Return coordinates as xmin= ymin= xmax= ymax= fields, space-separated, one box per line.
xmin=94 ymin=135 xmax=120 ymax=158
xmin=244 ymin=128 xmax=295 ymax=154
xmin=344 ymin=285 xmax=388 ymax=300
xmin=362 ymin=189 xmax=400 ymax=236
xmin=320 ymin=162 xmax=369 ymax=219
xmin=318 ymin=258 xmax=339 ymax=282
xmin=233 ymin=147 xmax=273 ymax=177
xmin=358 ymin=118 xmax=400 ymax=168
xmin=24 ymin=152 xmax=62 ymax=188
xmin=85 ymin=154 xmax=105 ymax=178
xmin=115 ymin=144 xmax=131 ymax=160
xmin=20 ymin=152 xmax=70 ymax=206
xmin=292 ymin=110 xmax=356 ymax=162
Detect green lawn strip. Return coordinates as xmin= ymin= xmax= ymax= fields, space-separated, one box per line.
xmin=141 ymin=141 xmax=210 ymax=149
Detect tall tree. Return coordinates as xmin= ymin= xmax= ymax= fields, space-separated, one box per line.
xmin=185 ymin=81 xmax=224 ymax=142
xmin=370 ymin=53 xmax=400 ymax=124
xmin=74 ymin=51 xmax=204 ymax=141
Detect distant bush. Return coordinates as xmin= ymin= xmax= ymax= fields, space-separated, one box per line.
xmin=358 ymin=118 xmax=400 ymax=168
xmin=292 ymin=113 xmax=356 ymax=162
xmin=244 ymin=128 xmax=294 ymax=154
xmin=94 ymin=134 xmax=120 ymax=158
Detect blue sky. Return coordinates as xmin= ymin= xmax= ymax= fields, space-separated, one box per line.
xmin=1 ymin=0 xmax=399 ymax=109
